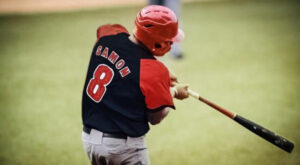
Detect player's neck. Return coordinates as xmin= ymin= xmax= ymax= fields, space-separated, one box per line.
xmin=129 ymin=34 xmax=153 ymax=55
xmin=129 ymin=35 xmax=138 ymax=44
xmin=129 ymin=35 xmax=146 ymax=49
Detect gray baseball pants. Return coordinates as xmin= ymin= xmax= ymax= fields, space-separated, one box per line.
xmin=82 ymin=129 xmax=149 ymax=165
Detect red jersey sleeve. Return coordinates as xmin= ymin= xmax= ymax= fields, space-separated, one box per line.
xmin=96 ymin=24 xmax=129 ymax=40
xmin=140 ymin=59 xmax=175 ymax=111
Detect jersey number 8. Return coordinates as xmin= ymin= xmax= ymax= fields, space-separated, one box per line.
xmin=86 ymin=64 xmax=114 ymax=103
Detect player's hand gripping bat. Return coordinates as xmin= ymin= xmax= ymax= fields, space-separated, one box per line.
xmin=187 ymin=88 xmax=294 ymax=153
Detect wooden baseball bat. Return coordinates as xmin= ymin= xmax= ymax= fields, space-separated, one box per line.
xmin=187 ymin=89 xmax=294 ymax=153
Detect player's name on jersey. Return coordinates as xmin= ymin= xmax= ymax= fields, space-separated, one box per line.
xmin=95 ymin=45 xmax=131 ymax=78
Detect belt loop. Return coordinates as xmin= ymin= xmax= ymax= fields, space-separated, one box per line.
xmin=126 ymin=136 xmax=130 ymax=145
xmin=89 ymin=129 xmax=103 ymax=144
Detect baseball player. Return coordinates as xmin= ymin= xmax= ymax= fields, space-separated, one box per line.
xmin=81 ymin=5 xmax=188 ymax=165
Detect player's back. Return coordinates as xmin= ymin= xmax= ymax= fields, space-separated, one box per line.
xmin=82 ymin=24 xmax=155 ymax=137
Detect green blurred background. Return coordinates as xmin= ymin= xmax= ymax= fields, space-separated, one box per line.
xmin=0 ymin=0 xmax=299 ymax=164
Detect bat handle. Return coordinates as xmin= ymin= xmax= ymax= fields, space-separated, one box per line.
xmin=188 ymin=89 xmax=200 ymax=99
xmin=187 ymin=88 xmax=236 ymax=119
xmin=174 ymin=83 xmax=199 ymax=99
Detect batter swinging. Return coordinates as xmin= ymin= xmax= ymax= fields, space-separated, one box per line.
xmin=81 ymin=5 xmax=189 ymax=165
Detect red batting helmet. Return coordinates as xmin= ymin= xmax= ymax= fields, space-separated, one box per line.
xmin=134 ymin=5 xmax=184 ymax=56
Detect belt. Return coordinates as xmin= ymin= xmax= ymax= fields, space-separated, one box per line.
xmin=83 ymin=126 xmax=127 ymax=139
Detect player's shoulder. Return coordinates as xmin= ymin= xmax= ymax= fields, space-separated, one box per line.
xmin=140 ymin=59 xmax=169 ymax=77
xmin=140 ymin=59 xmax=167 ymax=68
xmin=97 ymin=24 xmax=129 ymax=40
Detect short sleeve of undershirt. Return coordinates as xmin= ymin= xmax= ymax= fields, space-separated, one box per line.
xmin=140 ymin=59 xmax=175 ymax=112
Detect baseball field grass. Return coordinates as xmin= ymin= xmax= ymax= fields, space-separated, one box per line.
xmin=0 ymin=0 xmax=299 ymax=164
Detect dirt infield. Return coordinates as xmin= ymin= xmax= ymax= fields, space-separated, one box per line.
xmin=0 ymin=0 xmax=146 ymax=14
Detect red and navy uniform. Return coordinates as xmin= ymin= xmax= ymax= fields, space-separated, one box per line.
xmin=82 ymin=24 xmax=175 ymax=137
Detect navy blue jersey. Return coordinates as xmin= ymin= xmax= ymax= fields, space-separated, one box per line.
xmin=82 ymin=24 xmax=175 ymax=137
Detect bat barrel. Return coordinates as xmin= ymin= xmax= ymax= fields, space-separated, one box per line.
xmin=234 ymin=115 xmax=294 ymax=153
